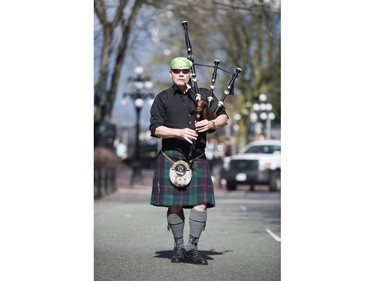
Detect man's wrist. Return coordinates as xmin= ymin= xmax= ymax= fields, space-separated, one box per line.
xmin=211 ymin=121 xmax=216 ymax=130
xmin=177 ymin=129 xmax=182 ymax=138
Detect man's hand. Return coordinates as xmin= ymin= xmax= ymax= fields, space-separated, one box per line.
xmin=195 ymin=119 xmax=215 ymax=133
xmin=177 ymin=128 xmax=198 ymax=144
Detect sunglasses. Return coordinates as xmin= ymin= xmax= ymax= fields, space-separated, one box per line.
xmin=171 ymin=69 xmax=191 ymax=74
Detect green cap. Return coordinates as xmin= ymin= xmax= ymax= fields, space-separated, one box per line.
xmin=169 ymin=57 xmax=192 ymax=69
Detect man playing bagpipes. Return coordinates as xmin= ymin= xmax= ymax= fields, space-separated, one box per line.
xmin=149 ymin=57 xmax=229 ymax=265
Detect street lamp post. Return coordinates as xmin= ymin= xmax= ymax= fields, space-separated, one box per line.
xmin=252 ymin=93 xmax=275 ymax=139
xmin=122 ymin=66 xmax=154 ymax=186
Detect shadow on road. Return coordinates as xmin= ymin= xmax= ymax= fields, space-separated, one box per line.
xmin=153 ymin=249 xmax=233 ymax=261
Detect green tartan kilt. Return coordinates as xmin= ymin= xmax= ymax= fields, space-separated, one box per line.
xmin=150 ymin=149 xmax=215 ymax=208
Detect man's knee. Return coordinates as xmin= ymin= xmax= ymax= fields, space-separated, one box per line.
xmin=193 ymin=204 xmax=206 ymax=212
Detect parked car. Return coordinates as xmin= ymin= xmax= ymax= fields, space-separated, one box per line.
xmin=220 ymin=140 xmax=281 ymax=191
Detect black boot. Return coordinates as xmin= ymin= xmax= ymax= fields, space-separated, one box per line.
xmin=171 ymin=247 xmax=186 ymax=263
xmin=184 ymin=248 xmax=208 ymax=265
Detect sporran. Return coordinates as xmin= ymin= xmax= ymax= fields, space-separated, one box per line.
xmin=169 ymin=160 xmax=192 ymax=188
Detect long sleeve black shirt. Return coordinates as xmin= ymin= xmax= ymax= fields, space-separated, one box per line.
xmin=149 ymin=84 xmax=227 ymax=156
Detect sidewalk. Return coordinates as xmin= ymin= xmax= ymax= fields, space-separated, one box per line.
xmin=116 ymin=165 xmax=154 ymax=190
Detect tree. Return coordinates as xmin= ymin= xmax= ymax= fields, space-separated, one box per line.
xmin=218 ymin=1 xmax=281 ymax=149
xmin=94 ymin=0 xmax=144 ymax=146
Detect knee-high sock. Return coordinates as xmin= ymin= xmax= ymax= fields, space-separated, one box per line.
xmin=186 ymin=208 xmax=207 ymax=251
xmin=167 ymin=210 xmax=185 ymax=249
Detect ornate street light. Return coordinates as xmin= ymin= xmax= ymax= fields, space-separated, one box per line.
xmin=122 ymin=66 xmax=154 ymax=186
xmin=252 ymin=93 xmax=275 ymax=139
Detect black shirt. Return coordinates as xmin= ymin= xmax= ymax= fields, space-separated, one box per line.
xmin=149 ymin=84 xmax=227 ymax=156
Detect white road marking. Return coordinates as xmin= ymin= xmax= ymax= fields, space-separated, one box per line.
xmin=266 ymin=228 xmax=281 ymax=242
xmin=239 ymin=205 xmax=247 ymax=211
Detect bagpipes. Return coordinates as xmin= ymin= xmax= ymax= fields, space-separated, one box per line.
xmin=181 ymin=21 xmax=241 ymax=162
xmin=181 ymin=21 xmax=242 ymax=121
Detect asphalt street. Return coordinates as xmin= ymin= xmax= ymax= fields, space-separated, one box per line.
xmin=95 ymin=169 xmax=281 ymax=281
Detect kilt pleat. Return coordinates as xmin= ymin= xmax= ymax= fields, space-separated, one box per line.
xmin=150 ymin=150 xmax=215 ymax=208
